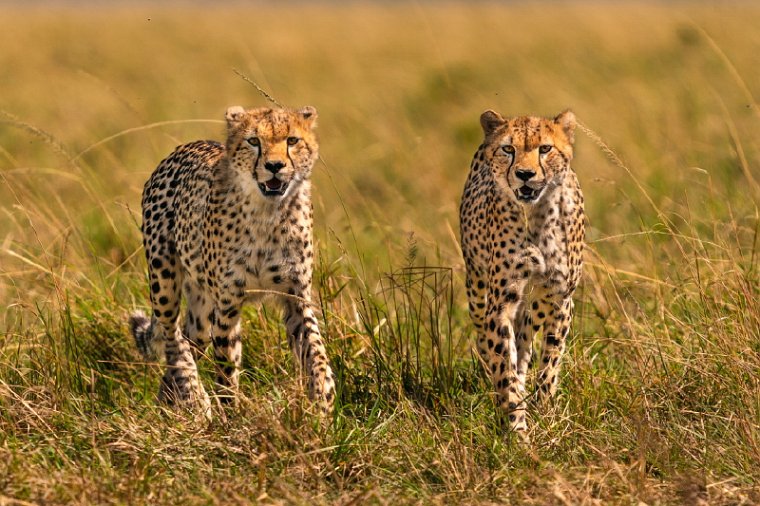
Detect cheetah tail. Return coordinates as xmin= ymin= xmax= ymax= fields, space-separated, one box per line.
xmin=128 ymin=310 xmax=164 ymax=361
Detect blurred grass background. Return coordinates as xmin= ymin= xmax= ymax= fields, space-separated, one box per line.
xmin=0 ymin=2 xmax=758 ymax=504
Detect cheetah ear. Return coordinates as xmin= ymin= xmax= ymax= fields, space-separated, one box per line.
xmin=480 ymin=110 xmax=505 ymax=136
xmin=554 ymin=110 xmax=576 ymax=144
xmin=298 ymin=106 xmax=318 ymax=128
xmin=225 ymin=105 xmax=247 ymax=129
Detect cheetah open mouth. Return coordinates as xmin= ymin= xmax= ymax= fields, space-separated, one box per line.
xmin=258 ymin=177 xmax=289 ymax=197
xmin=516 ymin=185 xmax=542 ymax=202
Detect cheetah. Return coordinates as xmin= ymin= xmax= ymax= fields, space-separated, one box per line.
xmin=459 ymin=109 xmax=585 ymax=436
xmin=129 ymin=105 xmax=335 ymax=417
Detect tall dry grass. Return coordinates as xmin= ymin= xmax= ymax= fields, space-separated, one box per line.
xmin=0 ymin=2 xmax=758 ymax=504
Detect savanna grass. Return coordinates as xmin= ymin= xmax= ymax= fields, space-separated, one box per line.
xmin=0 ymin=2 xmax=758 ymax=504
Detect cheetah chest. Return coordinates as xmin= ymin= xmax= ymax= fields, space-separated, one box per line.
xmin=230 ymin=217 xmax=307 ymax=302
xmin=525 ymin=186 xmax=581 ymax=291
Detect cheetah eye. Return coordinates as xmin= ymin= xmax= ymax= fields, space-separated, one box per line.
xmin=287 ymin=137 xmax=300 ymax=146
xmin=501 ymin=145 xmax=515 ymax=155
xmin=247 ymin=137 xmax=260 ymax=148
xmin=539 ymin=144 xmax=552 ymax=154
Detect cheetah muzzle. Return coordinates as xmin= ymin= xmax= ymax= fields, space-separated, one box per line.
xmin=259 ymin=176 xmax=289 ymax=196
xmin=516 ymin=184 xmax=544 ymax=202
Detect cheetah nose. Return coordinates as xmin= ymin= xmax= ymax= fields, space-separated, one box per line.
xmin=515 ymin=169 xmax=536 ymax=181
xmin=265 ymin=161 xmax=286 ymax=173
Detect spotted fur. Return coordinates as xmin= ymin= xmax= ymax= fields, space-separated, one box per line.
xmin=459 ymin=109 xmax=585 ymax=435
xmin=129 ymin=105 xmax=335 ymax=417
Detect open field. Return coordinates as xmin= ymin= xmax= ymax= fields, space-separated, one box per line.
xmin=0 ymin=2 xmax=758 ymax=504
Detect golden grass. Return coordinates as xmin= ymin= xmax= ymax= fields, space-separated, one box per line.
xmin=0 ymin=2 xmax=758 ymax=504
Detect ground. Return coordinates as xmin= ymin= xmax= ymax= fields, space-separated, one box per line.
xmin=0 ymin=3 xmax=758 ymax=504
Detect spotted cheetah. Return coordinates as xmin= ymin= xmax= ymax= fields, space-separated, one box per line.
xmin=129 ymin=105 xmax=335 ymax=417
xmin=459 ymin=109 xmax=584 ymax=435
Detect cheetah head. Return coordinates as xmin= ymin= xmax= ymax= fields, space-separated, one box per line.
xmin=480 ymin=110 xmax=575 ymax=205
xmin=224 ymin=105 xmax=319 ymax=200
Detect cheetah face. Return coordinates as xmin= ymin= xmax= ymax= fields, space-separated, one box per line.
xmin=224 ymin=105 xmax=319 ymax=200
xmin=480 ymin=110 xmax=576 ymax=205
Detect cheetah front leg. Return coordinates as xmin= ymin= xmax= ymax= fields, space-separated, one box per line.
xmin=536 ymin=296 xmax=574 ymax=401
xmin=283 ymin=296 xmax=335 ymax=414
xmin=483 ymin=272 xmax=530 ymax=436
xmin=466 ymin=268 xmax=521 ymax=416
xmin=514 ymin=304 xmax=534 ymax=399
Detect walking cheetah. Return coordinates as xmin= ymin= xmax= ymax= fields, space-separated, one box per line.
xmin=459 ymin=109 xmax=585 ymax=435
xmin=129 ymin=105 xmax=335 ymax=417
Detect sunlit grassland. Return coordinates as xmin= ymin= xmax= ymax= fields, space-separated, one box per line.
xmin=0 ymin=2 xmax=758 ymax=504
